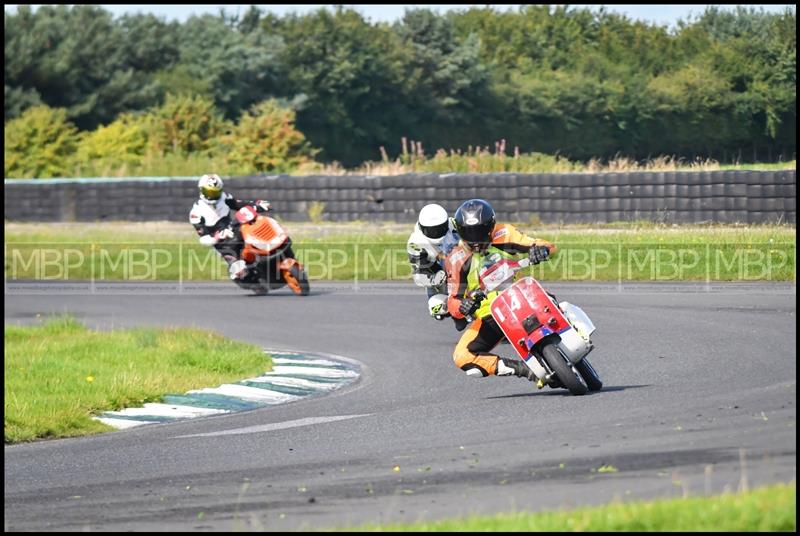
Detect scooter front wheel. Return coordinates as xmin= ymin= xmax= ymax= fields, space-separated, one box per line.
xmin=541 ymin=343 xmax=588 ymax=395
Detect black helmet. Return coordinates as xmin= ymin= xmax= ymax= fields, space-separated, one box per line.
xmin=454 ymin=199 xmax=496 ymax=252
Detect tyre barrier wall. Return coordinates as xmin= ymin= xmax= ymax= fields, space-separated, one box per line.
xmin=3 ymin=170 xmax=795 ymax=224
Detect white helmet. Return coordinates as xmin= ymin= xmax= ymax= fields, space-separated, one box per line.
xmin=198 ymin=173 xmax=224 ymax=205
xmin=417 ymin=204 xmax=449 ymax=244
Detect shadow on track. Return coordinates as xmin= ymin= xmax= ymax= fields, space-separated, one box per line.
xmin=242 ymin=288 xmax=336 ymax=297
xmin=486 ymin=384 xmax=651 ymax=400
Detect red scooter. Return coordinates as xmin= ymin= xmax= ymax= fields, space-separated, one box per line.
xmin=474 ymin=254 xmax=602 ymax=395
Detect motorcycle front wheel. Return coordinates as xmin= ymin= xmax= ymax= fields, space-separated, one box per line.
xmin=541 ymin=343 xmax=588 ymax=395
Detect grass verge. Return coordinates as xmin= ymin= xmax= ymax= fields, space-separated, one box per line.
xmin=4 ymin=222 xmax=795 ymax=282
xmin=4 ymin=315 xmax=271 ymax=443
xmin=345 ymin=482 xmax=795 ymax=532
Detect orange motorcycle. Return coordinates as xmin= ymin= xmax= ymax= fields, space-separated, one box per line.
xmin=228 ymin=205 xmax=310 ymax=296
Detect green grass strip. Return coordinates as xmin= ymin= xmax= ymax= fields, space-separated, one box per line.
xmin=345 ymin=482 xmax=795 ymax=532
xmin=4 ymin=315 xmax=271 ymax=443
xmin=4 ymin=223 xmax=795 ymax=281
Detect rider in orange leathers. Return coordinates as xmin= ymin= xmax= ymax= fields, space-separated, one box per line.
xmin=445 ymin=199 xmax=556 ymax=380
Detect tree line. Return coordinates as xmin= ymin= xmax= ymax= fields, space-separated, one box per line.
xmin=4 ymin=4 xmax=796 ymax=173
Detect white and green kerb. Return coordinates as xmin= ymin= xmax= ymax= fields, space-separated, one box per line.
xmin=93 ymin=350 xmax=361 ymax=429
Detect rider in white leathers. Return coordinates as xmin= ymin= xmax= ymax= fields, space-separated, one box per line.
xmin=407 ymin=204 xmax=467 ymax=331
xmin=189 ymin=173 xmax=271 ymax=282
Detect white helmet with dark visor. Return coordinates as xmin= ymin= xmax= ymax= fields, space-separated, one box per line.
xmin=417 ymin=204 xmax=449 ymax=244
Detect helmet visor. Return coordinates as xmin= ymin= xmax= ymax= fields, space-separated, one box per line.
xmin=458 ymin=221 xmax=493 ymax=244
xmin=420 ymin=221 xmax=448 ymax=240
xmin=200 ymin=185 xmax=222 ymax=200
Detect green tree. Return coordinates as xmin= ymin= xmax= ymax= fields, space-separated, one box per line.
xmin=4 ymin=4 xmax=795 ymax=166
xmin=450 ymin=4 xmax=795 ymax=162
xmin=117 ymin=13 xmax=181 ymax=73
xmin=173 ymin=14 xmax=285 ymax=120
xmin=675 ymin=6 xmax=796 ymax=159
xmin=4 ymin=5 xmax=163 ymax=129
xmin=397 ymin=9 xmax=488 ymax=120
xmin=4 ymin=84 xmax=43 ymax=119
xmin=274 ymin=6 xmax=410 ymax=165
xmin=391 ymin=8 xmax=491 ymax=150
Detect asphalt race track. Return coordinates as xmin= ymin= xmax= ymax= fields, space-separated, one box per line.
xmin=4 ymin=281 xmax=797 ymax=531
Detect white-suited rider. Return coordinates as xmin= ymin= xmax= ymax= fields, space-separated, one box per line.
xmin=189 ymin=173 xmax=272 ymax=284
xmin=407 ymin=203 xmax=467 ymax=331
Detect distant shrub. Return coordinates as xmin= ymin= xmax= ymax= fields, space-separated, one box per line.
xmin=220 ymin=99 xmax=318 ymax=173
xmin=307 ymin=201 xmax=326 ymax=223
xmin=71 ymin=113 xmax=148 ymax=176
xmin=4 ymin=105 xmax=80 ymax=178
xmin=144 ymin=93 xmax=232 ymax=156
xmin=345 ymin=138 xmax=579 ymax=175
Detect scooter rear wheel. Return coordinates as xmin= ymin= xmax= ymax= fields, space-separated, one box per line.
xmin=284 ymin=265 xmax=310 ymax=296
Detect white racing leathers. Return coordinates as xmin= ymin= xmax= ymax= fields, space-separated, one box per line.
xmin=189 ymin=193 xmax=263 ymax=281
xmin=406 ymin=223 xmax=460 ymax=319
xmin=189 ymin=194 xmax=234 ymax=246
